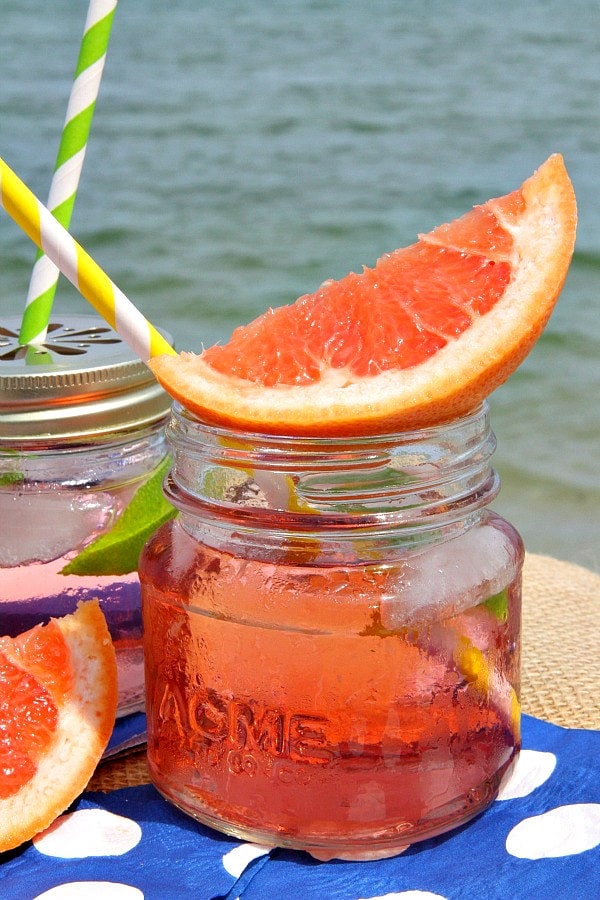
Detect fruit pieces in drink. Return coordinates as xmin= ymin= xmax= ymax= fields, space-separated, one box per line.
xmin=142 ymin=518 xmax=521 ymax=852
xmin=0 ymin=600 xmax=117 ymax=852
xmin=149 ymin=154 xmax=576 ymax=435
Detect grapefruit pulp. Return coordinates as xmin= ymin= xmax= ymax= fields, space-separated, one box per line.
xmin=150 ymin=154 xmax=576 ymax=435
xmin=0 ymin=600 xmax=117 ymax=852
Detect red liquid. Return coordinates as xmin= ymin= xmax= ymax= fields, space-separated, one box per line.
xmin=141 ymin=519 xmax=520 ymax=856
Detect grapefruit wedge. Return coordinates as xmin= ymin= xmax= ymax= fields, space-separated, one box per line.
xmin=0 ymin=601 xmax=117 ymax=852
xmin=150 ymin=154 xmax=576 ymax=435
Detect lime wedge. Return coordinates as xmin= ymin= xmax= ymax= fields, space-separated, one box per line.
xmin=482 ymin=588 xmax=509 ymax=622
xmin=60 ymin=456 xmax=176 ymax=576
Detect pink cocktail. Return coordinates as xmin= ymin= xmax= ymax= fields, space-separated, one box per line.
xmin=141 ymin=403 xmax=523 ymax=858
xmin=0 ymin=315 xmax=170 ymax=715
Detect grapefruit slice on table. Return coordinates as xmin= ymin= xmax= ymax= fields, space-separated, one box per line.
xmin=0 ymin=600 xmax=117 ymax=852
xmin=150 ymin=153 xmax=576 ymax=435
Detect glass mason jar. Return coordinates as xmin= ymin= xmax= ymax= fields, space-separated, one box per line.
xmin=0 ymin=315 xmax=171 ymax=716
xmin=140 ymin=400 xmax=523 ymax=860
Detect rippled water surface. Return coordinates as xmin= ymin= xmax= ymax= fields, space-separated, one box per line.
xmin=1 ymin=0 xmax=599 ymax=568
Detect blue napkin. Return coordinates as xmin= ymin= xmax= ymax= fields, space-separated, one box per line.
xmin=103 ymin=711 xmax=147 ymax=759
xmin=2 ymin=715 xmax=599 ymax=900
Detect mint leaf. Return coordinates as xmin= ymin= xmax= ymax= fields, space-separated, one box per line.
xmin=0 ymin=472 xmax=24 ymax=486
xmin=60 ymin=455 xmax=176 ymax=576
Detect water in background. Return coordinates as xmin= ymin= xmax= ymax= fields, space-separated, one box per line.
xmin=1 ymin=0 xmax=599 ymax=570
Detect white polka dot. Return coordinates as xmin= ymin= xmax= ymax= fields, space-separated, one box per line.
xmin=496 ymin=749 xmax=557 ymax=800
xmin=34 ymin=808 xmax=142 ymax=858
xmin=358 ymin=892 xmax=447 ymax=900
xmin=506 ymin=803 xmax=600 ymax=859
xmin=221 ymin=842 xmax=272 ymax=877
xmin=33 ymin=883 xmax=143 ymax=900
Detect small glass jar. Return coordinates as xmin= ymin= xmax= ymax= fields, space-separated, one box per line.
xmin=140 ymin=401 xmax=523 ymax=859
xmin=0 ymin=315 xmax=171 ymax=716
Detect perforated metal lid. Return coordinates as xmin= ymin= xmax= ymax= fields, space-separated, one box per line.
xmin=0 ymin=315 xmax=173 ymax=444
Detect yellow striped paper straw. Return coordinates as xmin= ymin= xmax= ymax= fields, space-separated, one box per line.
xmin=20 ymin=0 xmax=118 ymax=347
xmin=0 ymin=156 xmax=175 ymax=363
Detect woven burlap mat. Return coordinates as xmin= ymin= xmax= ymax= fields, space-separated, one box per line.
xmin=520 ymin=552 xmax=599 ymax=731
xmin=87 ymin=552 xmax=600 ymax=793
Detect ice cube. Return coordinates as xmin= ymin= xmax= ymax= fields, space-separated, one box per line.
xmin=0 ymin=486 xmax=117 ymax=567
xmin=381 ymin=523 xmax=517 ymax=628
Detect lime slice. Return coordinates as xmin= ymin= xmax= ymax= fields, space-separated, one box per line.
xmin=202 ymin=466 xmax=248 ymax=500
xmin=60 ymin=456 xmax=176 ymax=576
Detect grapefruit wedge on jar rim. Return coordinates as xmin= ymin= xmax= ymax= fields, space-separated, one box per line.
xmin=150 ymin=154 xmax=577 ymax=435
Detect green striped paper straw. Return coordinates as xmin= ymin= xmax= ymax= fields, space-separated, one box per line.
xmin=19 ymin=0 xmax=118 ymax=347
xmin=1 ymin=156 xmax=176 ymax=363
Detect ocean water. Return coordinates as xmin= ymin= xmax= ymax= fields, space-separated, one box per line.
xmin=1 ymin=0 xmax=599 ymax=570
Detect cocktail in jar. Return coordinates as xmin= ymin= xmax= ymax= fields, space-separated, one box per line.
xmin=141 ymin=405 xmax=522 ymax=858
xmin=141 ymin=155 xmax=576 ymax=856
xmin=0 ymin=315 xmax=173 ymax=715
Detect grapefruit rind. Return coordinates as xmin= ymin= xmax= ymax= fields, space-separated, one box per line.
xmin=0 ymin=600 xmax=117 ymax=853
xmin=149 ymin=154 xmax=576 ymax=435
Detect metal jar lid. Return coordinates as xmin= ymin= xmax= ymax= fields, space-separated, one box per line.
xmin=0 ymin=314 xmax=173 ymax=444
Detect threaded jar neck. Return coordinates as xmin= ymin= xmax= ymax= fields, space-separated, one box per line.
xmin=164 ymin=402 xmax=499 ymax=547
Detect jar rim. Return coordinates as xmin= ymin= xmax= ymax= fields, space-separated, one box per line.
xmin=172 ymin=400 xmax=490 ymax=447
